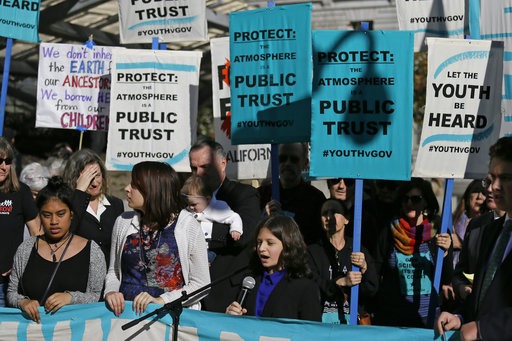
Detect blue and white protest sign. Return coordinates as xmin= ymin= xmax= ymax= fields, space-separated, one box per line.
xmin=470 ymin=0 xmax=512 ymax=137
xmin=229 ymin=3 xmax=312 ymax=144
xmin=0 ymin=0 xmax=40 ymax=42
xmin=118 ymin=0 xmax=208 ymax=44
xmin=36 ymin=43 xmax=119 ymax=131
xmin=413 ymin=38 xmax=503 ymax=179
xmin=0 ymin=302 xmax=456 ymax=340
xmin=210 ymin=37 xmax=271 ymax=179
xmin=106 ymin=49 xmax=202 ymax=172
xmin=310 ymin=30 xmax=414 ymax=180
xmin=396 ymin=0 xmax=466 ymax=52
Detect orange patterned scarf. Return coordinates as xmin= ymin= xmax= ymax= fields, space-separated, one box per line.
xmin=391 ymin=218 xmax=436 ymax=255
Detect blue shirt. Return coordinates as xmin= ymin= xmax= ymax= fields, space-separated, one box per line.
xmin=255 ymin=269 xmax=286 ymax=317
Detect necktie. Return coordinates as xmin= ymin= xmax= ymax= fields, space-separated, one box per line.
xmin=479 ymin=220 xmax=512 ymax=305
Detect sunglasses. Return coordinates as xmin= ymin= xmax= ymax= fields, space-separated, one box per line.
xmin=327 ymin=178 xmax=355 ymax=187
xmin=278 ymin=154 xmax=301 ymax=164
xmin=0 ymin=157 xmax=12 ymax=165
xmin=402 ymin=195 xmax=423 ymax=204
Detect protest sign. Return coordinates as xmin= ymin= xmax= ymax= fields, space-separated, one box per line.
xmin=229 ymin=3 xmax=312 ymax=144
xmin=396 ymin=0 xmax=465 ymax=52
xmin=469 ymin=0 xmax=512 ymax=137
xmin=0 ymin=302 xmax=455 ymax=340
xmin=36 ymin=43 xmax=118 ymax=131
xmin=118 ymin=0 xmax=207 ymax=44
xmin=106 ymin=49 xmax=201 ymax=172
xmin=310 ymin=30 xmax=414 ymax=180
xmin=210 ymin=37 xmax=271 ymax=180
xmin=413 ymin=38 xmax=503 ymax=179
xmin=0 ymin=0 xmax=40 ymax=42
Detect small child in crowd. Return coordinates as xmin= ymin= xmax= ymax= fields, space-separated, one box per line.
xmin=181 ymin=175 xmax=243 ymax=263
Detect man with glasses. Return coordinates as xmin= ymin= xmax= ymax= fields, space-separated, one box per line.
xmin=258 ymin=143 xmax=326 ymax=245
xmin=437 ymin=136 xmax=512 ymax=340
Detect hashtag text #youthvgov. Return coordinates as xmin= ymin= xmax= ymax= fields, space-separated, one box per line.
xmin=322 ymin=149 xmax=392 ymax=158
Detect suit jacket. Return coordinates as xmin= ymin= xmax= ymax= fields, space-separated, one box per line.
xmin=244 ymin=274 xmax=322 ymax=322
xmin=202 ymin=178 xmax=261 ymax=312
xmin=70 ymin=189 xmax=124 ymax=265
xmin=452 ymin=211 xmax=496 ymax=301
xmin=464 ymin=216 xmax=512 ymax=340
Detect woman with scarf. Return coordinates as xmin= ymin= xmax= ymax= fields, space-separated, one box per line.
xmin=372 ymin=178 xmax=452 ymax=328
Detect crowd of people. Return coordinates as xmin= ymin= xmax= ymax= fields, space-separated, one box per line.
xmin=1 ymin=134 xmax=511 ymax=340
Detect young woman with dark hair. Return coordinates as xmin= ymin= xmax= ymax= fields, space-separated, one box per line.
xmin=7 ymin=176 xmax=105 ymax=323
xmin=104 ymin=161 xmax=210 ymax=316
xmin=226 ymin=215 xmax=322 ymax=321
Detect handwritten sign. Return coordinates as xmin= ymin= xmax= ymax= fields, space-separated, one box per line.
xmin=36 ymin=43 xmax=119 ymax=131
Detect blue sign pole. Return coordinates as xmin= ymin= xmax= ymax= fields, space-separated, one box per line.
xmin=267 ymin=1 xmax=280 ymax=202
xmin=427 ymin=178 xmax=453 ymax=327
xmin=0 ymin=38 xmax=13 ymax=136
xmin=348 ymin=21 xmax=371 ymax=326
xmin=349 ymin=178 xmax=363 ymax=325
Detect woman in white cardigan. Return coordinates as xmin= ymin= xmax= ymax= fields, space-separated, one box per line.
xmin=104 ymin=161 xmax=210 ymax=316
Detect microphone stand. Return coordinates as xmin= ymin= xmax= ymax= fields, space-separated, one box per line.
xmin=122 ymin=265 xmax=248 ymax=341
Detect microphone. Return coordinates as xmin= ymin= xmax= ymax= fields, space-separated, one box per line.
xmin=236 ymin=276 xmax=256 ymax=307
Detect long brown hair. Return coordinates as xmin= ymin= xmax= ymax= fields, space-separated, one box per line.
xmin=131 ymin=161 xmax=184 ymax=230
xmin=0 ymin=137 xmax=20 ymax=193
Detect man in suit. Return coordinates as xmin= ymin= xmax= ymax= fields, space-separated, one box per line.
xmin=189 ymin=138 xmax=261 ymax=312
xmin=258 ymin=143 xmax=326 ymax=245
xmin=452 ymin=186 xmax=505 ymax=303
xmin=437 ymin=136 xmax=512 ymax=340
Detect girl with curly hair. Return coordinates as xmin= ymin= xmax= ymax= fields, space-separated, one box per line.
xmin=226 ymin=215 xmax=322 ymax=321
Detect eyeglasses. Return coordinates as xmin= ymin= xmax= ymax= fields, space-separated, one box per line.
xmin=0 ymin=157 xmax=12 ymax=165
xmin=327 ymin=178 xmax=355 ymax=187
xmin=482 ymin=174 xmax=512 ymax=188
xmin=278 ymin=154 xmax=301 ymax=164
xmin=402 ymin=195 xmax=423 ymax=204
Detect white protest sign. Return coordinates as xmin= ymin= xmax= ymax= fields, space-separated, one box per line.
xmin=36 ymin=43 xmax=119 ymax=131
xmin=396 ymin=0 xmax=466 ymax=52
xmin=106 ymin=49 xmax=202 ymax=172
xmin=118 ymin=0 xmax=208 ymax=44
xmin=210 ymin=37 xmax=271 ymax=180
xmin=413 ymin=38 xmax=503 ymax=179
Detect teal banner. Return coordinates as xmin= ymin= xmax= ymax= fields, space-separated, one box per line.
xmin=229 ymin=3 xmax=312 ymax=144
xmin=0 ymin=302 xmax=456 ymax=340
xmin=0 ymin=0 xmax=40 ymax=42
xmin=310 ymin=30 xmax=414 ymax=180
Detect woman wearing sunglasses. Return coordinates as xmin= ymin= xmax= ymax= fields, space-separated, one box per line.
xmin=0 ymin=137 xmax=40 ymax=307
xmin=372 ymin=177 xmax=452 ymax=328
